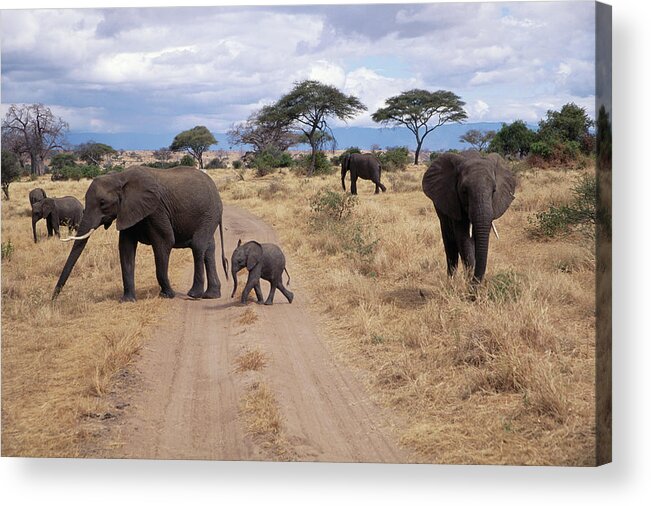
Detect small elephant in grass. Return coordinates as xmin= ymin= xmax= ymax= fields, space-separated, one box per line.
xmin=341 ymin=153 xmax=387 ymax=195
xmin=231 ymin=240 xmax=293 ymax=305
xmin=32 ymin=196 xmax=83 ymax=243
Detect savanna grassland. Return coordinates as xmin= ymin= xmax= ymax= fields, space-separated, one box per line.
xmin=213 ymin=160 xmax=597 ymax=465
xmin=1 ymin=178 xmax=193 ymax=457
xmin=1 ymin=158 xmax=596 ymax=464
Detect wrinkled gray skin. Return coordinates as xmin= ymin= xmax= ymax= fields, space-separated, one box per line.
xmin=32 ymin=196 xmax=83 ymax=243
xmin=231 ymin=240 xmax=293 ymax=305
xmin=422 ymin=151 xmax=516 ymax=283
xmin=53 ymin=166 xmax=228 ymax=302
xmin=341 ymin=153 xmax=387 ymax=195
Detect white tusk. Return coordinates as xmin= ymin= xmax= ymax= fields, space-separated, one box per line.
xmin=61 ymin=228 xmax=95 ymax=242
xmin=491 ymin=222 xmax=500 ymax=240
xmin=469 ymin=224 xmax=472 ymax=238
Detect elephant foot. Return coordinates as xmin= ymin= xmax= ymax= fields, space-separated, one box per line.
xmin=201 ymin=288 xmax=221 ymax=299
xmin=159 ymin=289 xmax=176 ymax=299
xmin=120 ymin=294 xmax=137 ymax=303
xmin=287 ymin=292 xmax=294 ymax=303
xmin=263 ymin=300 xmax=273 ymax=306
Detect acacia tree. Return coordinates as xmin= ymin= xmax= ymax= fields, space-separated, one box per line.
xmin=372 ymin=89 xmax=467 ymax=164
xmin=227 ymin=105 xmax=301 ymax=153
xmin=459 ymin=129 xmax=496 ymax=151
xmin=169 ymin=125 xmax=217 ymax=170
xmin=262 ymin=80 xmax=366 ymax=176
xmin=1 ymin=104 xmax=68 ymax=175
xmin=76 ymin=141 xmax=116 ymax=166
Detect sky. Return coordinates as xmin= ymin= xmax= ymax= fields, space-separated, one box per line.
xmin=0 ymin=1 xmax=596 ymax=137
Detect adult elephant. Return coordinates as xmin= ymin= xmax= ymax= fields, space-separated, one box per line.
xmin=52 ymin=166 xmax=228 ymax=302
xmin=341 ymin=153 xmax=387 ymax=195
xmin=32 ymin=196 xmax=83 ymax=243
xmin=422 ymin=151 xmax=516 ymax=283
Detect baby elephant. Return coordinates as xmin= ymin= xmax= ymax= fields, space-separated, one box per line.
xmin=231 ymin=240 xmax=293 ymax=305
xmin=32 ymin=196 xmax=83 ymax=243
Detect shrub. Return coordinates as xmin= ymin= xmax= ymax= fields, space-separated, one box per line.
xmin=145 ymin=161 xmax=177 ymax=169
xmin=51 ymin=164 xmax=102 ymax=181
xmin=179 ymin=154 xmax=196 ymax=167
xmin=251 ymin=148 xmax=294 ymax=177
xmin=376 ymin=146 xmax=410 ymax=172
xmin=295 ymin=151 xmax=333 ymax=175
xmin=309 ymin=189 xmax=357 ymax=221
xmin=528 ymin=173 xmax=596 ymax=238
xmin=1 ymin=240 xmax=14 ymax=261
xmin=331 ymin=147 xmax=361 ymax=165
xmin=205 ymin=151 xmax=229 ymax=169
xmin=232 ymin=160 xmax=243 ymax=169
xmin=486 ymin=270 xmax=523 ymax=303
xmin=50 ymin=152 xmax=77 ymax=171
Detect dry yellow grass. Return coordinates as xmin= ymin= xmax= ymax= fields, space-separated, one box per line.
xmin=212 ymin=161 xmax=596 ymax=466
xmin=1 ymin=176 xmax=192 ymax=457
xmin=239 ymin=381 xmax=293 ymax=461
xmin=2 ymin=159 xmax=596 ymax=465
xmin=235 ymin=347 xmax=268 ymax=373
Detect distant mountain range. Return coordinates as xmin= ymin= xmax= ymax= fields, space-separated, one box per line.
xmin=67 ymin=122 xmax=535 ymax=152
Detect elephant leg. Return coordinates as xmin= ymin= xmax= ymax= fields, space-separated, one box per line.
xmin=240 ymin=271 xmax=259 ymax=304
xmin=32 ymin=217 xmax=38 ymax=243
xmin=351 ymin=175 xmax=358 ymax=195
xmin=187 ymin=244 xmax=207 ymax=299
xmin=202 ymin=238 xmax=221 ymax=299
xmin=119 ymin=231 xmax=138 ymax=302
xmin=253 ymin=283 xmax=264 ymax=303
xmin=277 ymin=280 xmax=294 ymax=304
xmin=374 ymin=183 xmax=380 ymax=194
xmin=456 ymin=220 xmax=475 ymax=273
xmin=437 ymin=210 xmax=459 ymax=276
xmin=152 ymin=242 xmax=175 ymax=299
xmin=378 ymin=181 xmax=387 ymax=192
xmin=264 ymin=282 xmax=277 ymax=305
xmin=46 ymin=218 xmax=54 ymax=237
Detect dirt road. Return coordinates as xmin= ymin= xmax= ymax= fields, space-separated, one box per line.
xmin=106 ymin=206 xmax=409 ymax=462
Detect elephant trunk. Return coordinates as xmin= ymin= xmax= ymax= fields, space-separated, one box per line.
xmin=52 ymin=214 xmax=99 ymax=300
xmin=470 ymin=199 xmax=493 ymax=283
xmin=231 ymin=266 xmax=239 ymax=298
xmin=32 ymin=215 xmax=38 ymax=243
xmin=341 ymin=157 xmax=348 ymax=191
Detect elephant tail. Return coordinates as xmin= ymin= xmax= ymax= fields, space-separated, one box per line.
xmin=284 ymin=267 xmax=291 ymax=286
xmin=219 ymin=218 xmax=229 ymax=279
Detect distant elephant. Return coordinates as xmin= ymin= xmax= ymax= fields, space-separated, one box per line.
xmin=230 ymin=240 xmax=293 ymax=305
xmin=341 ymin=153 xmax=386 ymax=195
xmin=422 ymin=151 xmax=516 ymax=283
xmin=32 ymin=196 xmax=83 ymax=243
xmin=29 ymin=188 xmax=47 ymax=207
xmin=52 ymin=166 xmax=228 ymax=302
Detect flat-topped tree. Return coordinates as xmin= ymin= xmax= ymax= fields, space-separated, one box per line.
xmin=372 ymin=89 xmax=468 ymax=165
xmin=263 ymin=80 xmax=366 ymax=176
xmin=170 ymin=126 xmax=217 ymax=170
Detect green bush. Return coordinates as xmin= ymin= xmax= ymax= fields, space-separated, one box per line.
xmin=528 ymin=173 xmax=596 ymax=238
xmin=331 ymin=147 xmax=361 ymax=165
xmin=232 ymin=160 xmax=243 ymax=169
xmin=486 ymin=270 xmax=523 ymax=303
xmin=251 ymin=148 xmax=294 ymax=177
xmin=309 ymin=189 xmax=357 ymax=221
xmin=295 ymin=151 xmax=334 ymax=175
xmin=178 ymin=154 xmax=197 ymax=167
xmin=530 ymin=141 xmax=554 ymax=159
xmin=145 ymin=161 xmax=177 ymax=169
xmin=376 ymin=146 xmax=410 ymax=172
xmin=50 ymin=152 xmax=77 ymax=171
xmin=51 ymin=164 xmax=102 ymax=181
xmin=1 ymin=240 xmax=14 ymax=261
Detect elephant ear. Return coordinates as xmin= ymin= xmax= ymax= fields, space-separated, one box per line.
xmin=246 ymin=241 xmax=263 ymax=271
xmin=116 ymin=168 xmax=163 ymax=231
xmin=421 ymin=153 xmax=464 ymax=220
xmin=490 ymin=155 xmax=516 ymax=219
xmin=42 ymin=198 xmax=55 ymax=218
